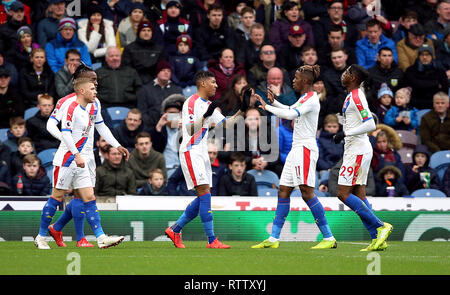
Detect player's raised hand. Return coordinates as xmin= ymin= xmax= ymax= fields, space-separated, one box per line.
xmin=74 ymin=153 xmax=85 ymax=168
xmin=117 ymin=146 xmax=130 ymax=161
xmin=203 ymin=100 xmax=221 ymax=119
xmin=255 ymin=94 xmax=267 ymax=110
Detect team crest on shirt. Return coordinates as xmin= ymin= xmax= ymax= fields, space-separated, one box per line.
xmin=391 ymin=79 xmax=398 ymax=87
xmin=178 ymin=25 xmax=185 ymax=33
xmin=360 ymin=109 xmax=369 ymax=118
xmin=187 ymin=58 xmax=194 ymax=64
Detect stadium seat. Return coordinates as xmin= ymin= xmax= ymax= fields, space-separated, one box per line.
xmin=182 ymin=85 xmax=197 ymax=97
xmin=396 ymin=130 xmax=418 ymax=149
xmin=24 ymin=107 xmax=39 ymax=120
xmin=416 ymin=109 xmax=431 ymax=124
xmin=398 ymin=147 xmax=414 ymax=165
xmin=258 ymin=187 xmax=278 ymax=197
xmin=290 ymin=190 xmax=302 ymax=197
xmin=0 ymin=128 xmax=8 ymax=142
xmin=314 ymin=189 xmax=327 ymax=197
xmin=248 ymin=169 xmax=279 ymax=189
xmin=107 ymin=106 xmax=130 ymax=128
xmin=429 ymin=150 xmax=450 ymax=181
xmin=37 ymin=148 xmax=57 ymax=168
xmin=411 ymin=188 xmax=447 ymax=198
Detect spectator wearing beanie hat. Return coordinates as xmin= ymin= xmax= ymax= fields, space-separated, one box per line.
xmin=116 ymin=2 xmax=149 ymax=52
xmin=169 ymin=34 xmax=203 ymax=89
xmin=45 ymin=17 xmax=92 ymax=73
xmin=137 ymin=59 xmax=183 ymax=131
xmin=77 ymin=4 xmax=116 ymax=63
xmin=0 ymin=0 xmax=29 ymax=60
xmin=122 ymin=20 xmax=165 ymax=84
xmin=156 ymin=0 xmax=192 ymax=57
xmin=36 ymin=0 xmax=67 ymax=48
xmin=375 ymin=83 xmax=393 ymax=124
xmin=13 ymin=25 xmax=40 ymax=70
xmin=384 ymin=87 xmax=419 ymax=132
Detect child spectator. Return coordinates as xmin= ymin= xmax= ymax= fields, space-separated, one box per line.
xmin=11 ymin=154 xmax=51 ymax=196
xmin=317 ymin=114 xmax=344 ymax=174
xmin=169 ymin=34 xmax=203 ymax=89
xmin=10 ymin=136 xmax=34 ymax=177
xmin=4 ymin=116 xmax=27 ymax=152
xmin=370 ymin=125 xmax=405 ymax=183
xmin=375 ymin=83 xmax=393 ymax=124
xmin=384 ymin=87 xmax=419 ymax=132
xmin=375 ymin=165 xmax=410 ymax=197
xmin=139 ymin=168 xmax=169 ymax=196
xmin=218 ymin=152 xmax=258 ymax=196
xmin=405 ymin=144 xmax=441 ymax=193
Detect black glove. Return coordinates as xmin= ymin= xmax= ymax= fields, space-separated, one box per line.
xmin=241 ymin=88 xmax=252 ymax=112
xmin=203 ymin=100 xmax=221 ymax=119
xmin=333 ymin=131 xmax=345 ymax=144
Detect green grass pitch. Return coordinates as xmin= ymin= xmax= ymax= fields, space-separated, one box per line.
xmin=0 ymin=241 xmax=449 ymax=275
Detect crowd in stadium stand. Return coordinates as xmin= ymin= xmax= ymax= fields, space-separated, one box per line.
xmin=0 ymin=0 xmax=448 ymax=197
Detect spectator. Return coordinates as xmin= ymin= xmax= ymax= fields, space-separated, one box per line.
xmin=0 ymin=50 xmax=18 ymax=86
xmin=0 ymin=1 xmax=28 ymax=61
xmin=25 ymin=94 xmax=59 ymax=154
xmin=155 ymin=0 xmax=192 ymax=57
xmin=217 ymin=152 xmax=258 ymax=196
xmin=396 ymin=23 xmax=435 ymax=72
xmin=95 ymin=46 xmax=142 ymax=109
xmin=411 ymin=0 xmax=439 ymax=26
xmin=169 ymin=34 xmax=203 ymax=89
xmin=314 ymin=76 xmax=330 ymax=129
xmin=3 ymin=116 xmax=27 ymax=152
xmin=0 ymin=159 xmax=10 ymax=194
xmin=37 ymin=0 xmax=67 ymax=49
xmin=434 ymin=26 xmax=450 ymax=80
xmin=255 ymin=67 xmax=297 ymax=107
xmin=54 ymin=49 xmax=80 ymax=98
xmin=95 ymin=145 xmax=137 ymax=197
xmin=13 ymin=26 xmax=41 ymax=70
xmin=374 ymin=83 xmax=393 ymax=124
xmin=187 ymin=0 xmax=217 ymax=30
xmin=0 ymin=140 xmax=11 ymax=168
xmin=313 ymin=0 xmax=359 ymax=49
xmin=233 ymin=5 xmax=256 ymax=44
xmin=370 ymin=125 xmax=405 ymax=181
xmin=355 ymin=19 xmax=397 ymax=69
xmin=419 ymin=91 xmax=450 ymax=153
xmin=317 ymin=24 xmax=357 ymax=71
xmin=405 ymin=144 xmax=441 ymax=193
xmin=137 ymin=59 xmax=182 ymax=131
xmin=317 ymin=114 xmax=344 ymax=173
xmin=11 ymin=154 xmax=51 ymax=196
xmin=94 ymin=135 xmax=109 ymax=167
xmin=375 ymin=165 xmax=410 ymax=197
xmin=139 ymin=168 xmax=169 ymax=196
xmin=322 ymin=48 xmax=349 ymax=119
xmin=112 ymin=108 xmax=144 ymax=152
xmin=219 ymin=74 xmax=248 ymax=117
xmin=77 ymin=4 xmax=116 ymax=64
xmin=45 ymin=17 xmax=92 ymax=73
xmin=402 ymin=43 xmax=448 ymax=110
xmin=19 ymin=48 xmax=56 ymax=108
xmin=392 ymin=10 xmax=419 ymax=43
xmin=247 ymin=43 xmax=289 ymax=87
xmin=368 ymin=47 xmax=403 ymax=102
xmin=236 ymin=22 xmax=268 ymax=72
xmin=441 ymin=166 xmax=450 ymax=197
xmin=269 ymin=1 xmax=314 ymax=52
xmin=122 ymin=20 xmax=164 ymax=84
xmin=10 ymin=136 xmax=34 ymax=177
xmin=424 ymin=0 xmax=450 ymax=41
xmin=300 ymin=45 xmax=319 ymax=67
xmin=0 ymin=0 xmax=30 ymax=26
xmin=384 ymin=87 xmax=419 ymax=132
xmin=116 ymin=2 xmax=148 ymax=51
xmin=255 ymin=0 xmax=285 ymax=33
xmin=0 ymin=67 xmax=23 ymax=128
xmin=347 ymin=0 xmax=392 ymax=37
xmin=127 ymin=132 xmax=167 ymax=189
xmin=193 ymin=3 xmax=236 ymax=62
xmin=228 ymin=0 xmax=249 ymax=30
xmin=277 ymin=24 xmax=309 ymax=79
xmin=207 ymin=48 xmax=246 ymax=101
xmin=150 ymin=93 xmax=185 ymax=178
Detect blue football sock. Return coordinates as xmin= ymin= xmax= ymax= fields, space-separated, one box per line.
xmin=306 ymin=196 xmax=333 ymax=239
xmin=71 ymin=198 xmax=86 ymax=242
xmin=53 ymin=200 xmax=73 ymax=232
xmin=344 ymin=194 xmax=383 ymax=231
xmin=271 ymin=197 xmax=290 ymax=239
xmin=39 ymin=197 xmax=62 ymax=237
xmin=172 ymin=197 xmax=200 ymax=233
xmin=199 ymin=193 xmax=216 ymax=244
xmin=83 ymin=200 xmax=104 ymax=238
xmin=362 ymin=197 xmax=378 ymax=239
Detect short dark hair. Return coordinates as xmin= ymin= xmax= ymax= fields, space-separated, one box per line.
xmin=301 ymin=44 xmax=316 ymax=55
xmin=65 ymin=49 xmax=81 ymax=59
xmin=329 ymin=25 xmax=344 ymax=34
xmin=207 ymin=3 xmax=223 ymax=14
xmin=229 ymin=152 xmax=246 ymax=165
xmin=18 ymin=136 xmax=33 ymax=147
xmin=135 ymin=131 xmax=151 ymax=142
xmin=366 ymin=19 xmax=381 ymax=30
xmin=349 ymin=64 xmax=369 ymax=84
xmin=378 ymin=47 xmax=393 ymax=54
xmin=194 ymin=70 xmax=215 ymax=85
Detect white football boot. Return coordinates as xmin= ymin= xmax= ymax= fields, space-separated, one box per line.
xmin=97 ymin=235 xmax=124 ymax=249
xmin=34 ymin=235 xmax=51 ymax=250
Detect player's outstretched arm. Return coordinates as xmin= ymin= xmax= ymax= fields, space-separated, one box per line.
xmin=334 ymin=117 xmax=376 ymax=144
xmin=256 ymin=94 xmax=299 ymax=120
xmin=95 ymin=122 xmax=129 ymax=161
xmin=47 ymin=116 xmax=62 ymax=141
